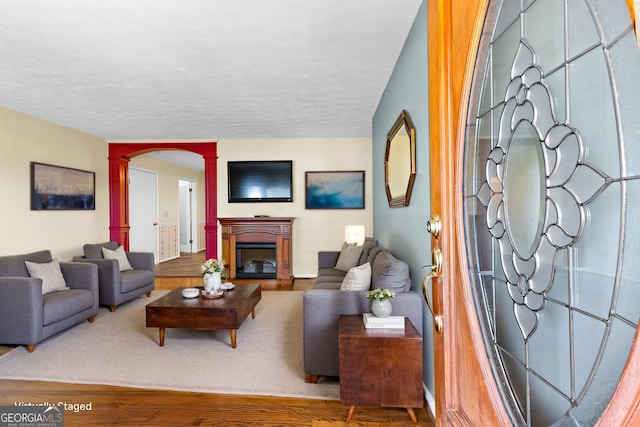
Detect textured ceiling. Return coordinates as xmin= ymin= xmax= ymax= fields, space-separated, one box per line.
xmin=0 ymin=0 xmax=422 ymax=142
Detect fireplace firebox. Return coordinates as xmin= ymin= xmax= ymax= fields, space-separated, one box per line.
xmin=236 ymin=242 xmax=277 ymax=279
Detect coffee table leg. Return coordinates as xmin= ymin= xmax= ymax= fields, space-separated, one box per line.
xmin=158 ymin=328 xmax=165 ymax=347
xmin=251 ymin=308 xmax=256 ymax=319
xmin=230 ymin=329 xmax=237 ymax=348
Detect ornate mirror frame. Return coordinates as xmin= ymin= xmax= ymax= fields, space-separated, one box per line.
xmin=384 ymin=109 xmax=416 ymax=208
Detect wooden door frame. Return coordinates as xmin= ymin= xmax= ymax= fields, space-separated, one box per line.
xmin=429 ymin=1 xmax=640 ymax=425
xmin=107 ymin=142 xmax=218 ymax=260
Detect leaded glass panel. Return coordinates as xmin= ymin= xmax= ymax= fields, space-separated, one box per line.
xmin=462 ymin=0 xmax=640 ymax=425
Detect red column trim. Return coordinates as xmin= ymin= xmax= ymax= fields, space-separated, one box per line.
xmin=107 ymin=142 xmax=218 ymax=259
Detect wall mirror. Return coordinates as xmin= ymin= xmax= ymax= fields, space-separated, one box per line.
xmin=385 ymin=109 xmax=416 ymax=207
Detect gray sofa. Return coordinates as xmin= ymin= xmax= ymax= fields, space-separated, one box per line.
xmin=0 ymin=250 xmax=99 ymax=352
xmin=303 ymin=240 xmax=423 ymax=382
xmin=73 ymin=241 xmax=155 ymax=312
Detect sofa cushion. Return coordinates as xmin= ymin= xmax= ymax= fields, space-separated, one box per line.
xmin=42 ymin=288 xmax=94 ymax=326
xmin=0 ymin=250 xmax=53 ymax=277
xmin=358 ymin=238 xmax=378 ymax=266
xmin=102 ymin=246 xmax=133 ymax=272
xmin=25 ymin=259 xmax=70 ymax=294
xmin=340 ymin=262 xmax=371 ymax=291
xmin=335 ymin=242 xmax=363 ymax=272
xmin=83 ymin=241 xmax=118 ymax=259
xmin=120 ymin=270 xmax=154 ymax=293
xmin=370 ymin=250 xmax=411 ymax=292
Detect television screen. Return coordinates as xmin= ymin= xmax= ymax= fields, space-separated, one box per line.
xmin=227 ymin=160 xmax=293 ymax=203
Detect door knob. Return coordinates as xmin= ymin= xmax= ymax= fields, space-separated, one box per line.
xmin=422 ymin=246 xmax=443 ymax=334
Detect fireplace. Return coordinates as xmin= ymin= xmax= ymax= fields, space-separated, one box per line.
xmin=236 ymin=242 xmax=277 ymax=279
xmin=219 ymin=217 xmax=294 ymax=288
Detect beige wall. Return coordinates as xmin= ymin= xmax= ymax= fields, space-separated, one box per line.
xmin=217 ymin=138 xmax=373 ymax=276
xmin=0 ymin=107 xmax=109 ymax=260
xmin=0 ymin=107 xmax=372 ymax=275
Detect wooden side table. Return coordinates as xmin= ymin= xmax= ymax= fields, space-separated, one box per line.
xmin=338 ymin=315 xmax=423 ymax=423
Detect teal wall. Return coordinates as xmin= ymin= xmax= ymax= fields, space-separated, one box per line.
xmin=372 ymin=1 xmax=435 ymax=400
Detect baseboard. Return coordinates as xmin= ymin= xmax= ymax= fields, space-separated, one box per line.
xmin=424 ymin=384 xmax=436 ymax=422
xmin=293 ymin=274 xmax=317 ymax=279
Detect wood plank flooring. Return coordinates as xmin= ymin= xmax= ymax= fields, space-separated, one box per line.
xmin=0 ymin=253 xmax=434 ymax=426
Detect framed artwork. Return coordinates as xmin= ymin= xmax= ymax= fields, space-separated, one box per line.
xmin=305 ymin=171 xmax=365 ymax=209
xmin=31 ymin=162 xmax=95 ymax=210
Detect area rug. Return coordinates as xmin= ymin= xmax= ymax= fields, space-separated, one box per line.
xmin=0 ymin=290 xmax=340 ymax=400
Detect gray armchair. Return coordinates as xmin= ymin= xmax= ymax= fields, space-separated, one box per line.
xmin=0 ymin=250 xmax=99 ymax=352
xmin=73 ymin=241 xmax=154 ymax=312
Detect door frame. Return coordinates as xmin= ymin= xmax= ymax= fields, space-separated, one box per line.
xmin=108 ymin=142 xmax=218 ymax=260
xmin=429 ymin=1 xmax=640 ymax=425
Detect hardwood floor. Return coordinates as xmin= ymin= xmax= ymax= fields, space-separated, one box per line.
xmin=0 ymin=254 xmax=434 ymax=426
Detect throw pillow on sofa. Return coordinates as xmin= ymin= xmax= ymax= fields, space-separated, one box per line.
xmin=340 ymin=262 xmax=371 ymax=291
xmin=24 ymin=259 xmax=70 ymax=295
xmin=102 ymin=246 xmax=133 ymax=272
xmin=335 ymin=242 xmax=364 ymax=272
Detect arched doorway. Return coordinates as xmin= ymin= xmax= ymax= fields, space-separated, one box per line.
xmin=108 ymin=142 xmax=217 ymax=260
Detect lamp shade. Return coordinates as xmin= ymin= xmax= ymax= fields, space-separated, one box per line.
xmin=344 ymin=225 xmax=365 ymax=245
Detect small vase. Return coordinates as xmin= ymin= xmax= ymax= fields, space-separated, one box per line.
xmin=370 ymin=298 xmax=393 ymax=318
xmin=203 ymin=272 xmax=222 ymax=292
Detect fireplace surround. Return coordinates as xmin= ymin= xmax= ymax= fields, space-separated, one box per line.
xmin=219 ymin=217 xmax=294 ymax=288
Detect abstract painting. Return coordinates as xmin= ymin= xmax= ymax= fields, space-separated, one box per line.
xmin=305 ymin=171 xmax=365 ymax=209
xmin=31 ymin=162 xmax=95 ymax=210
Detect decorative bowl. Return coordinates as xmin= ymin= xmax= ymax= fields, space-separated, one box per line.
xmin=182 ymin=288 xmax=199 ymax=299
xmin=201 ymin=289 xmax=224 ymax=299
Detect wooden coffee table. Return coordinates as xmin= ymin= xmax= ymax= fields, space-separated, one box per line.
xmin=145 ymin=284 xmax=261 ymax=348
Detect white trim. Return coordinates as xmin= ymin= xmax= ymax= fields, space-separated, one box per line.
xmin=424 ymin=384 xmax=436 ymax=421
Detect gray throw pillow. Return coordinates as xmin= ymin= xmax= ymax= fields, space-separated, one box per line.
xmin=335 ymin=242 xmax=364 ymax=272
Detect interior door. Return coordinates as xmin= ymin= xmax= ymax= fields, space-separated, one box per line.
xmin=179 ymin=179 xmax=193 ymax=253
xmin=129 ymin=167 xmax=158 ymax=261
xmin=428 ymin=0 xmax=640 ymax=425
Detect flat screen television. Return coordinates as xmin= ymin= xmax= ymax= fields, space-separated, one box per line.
xmin=227 ymin=160 xmax=293 ymax=203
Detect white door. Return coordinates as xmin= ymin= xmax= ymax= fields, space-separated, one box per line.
xmin=129 ymin=167 xmax=158 ymax=262
xmin=178 ymin=179 xmax=195 ymax=253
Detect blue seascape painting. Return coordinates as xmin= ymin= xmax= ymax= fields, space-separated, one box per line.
xmin=305 ymin=171 xmax=364 ymax=209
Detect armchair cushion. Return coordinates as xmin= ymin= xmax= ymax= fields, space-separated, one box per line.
xmin=121 ymin=270 xmax=155 ymax=293
xmin=102 ymin=246 xmax=133 ymax=271
xmin=25 ymin=259 xmax=69 ymax=294
xmin=43 ymin=288 xmax=94 ymax=326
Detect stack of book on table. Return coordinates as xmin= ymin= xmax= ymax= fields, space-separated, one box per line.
xmin=362 ymin=313 xmax=405 ymax=329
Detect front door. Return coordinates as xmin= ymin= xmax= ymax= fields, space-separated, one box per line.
xmin=429 ymin=0 xmax=640 ymax=425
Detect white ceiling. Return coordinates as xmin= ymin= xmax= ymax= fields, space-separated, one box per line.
xmin=0 ymin=0 xmax=422 ymax=145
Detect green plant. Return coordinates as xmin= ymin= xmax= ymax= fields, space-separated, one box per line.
xmin=366 ymin=288 xmax=396 ymax=301
xmin=201 ymin=258 xmax=225 ymax=275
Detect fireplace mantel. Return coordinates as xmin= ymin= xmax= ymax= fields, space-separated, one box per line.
xmin=218 ymin=217 xmax=294 ymax=289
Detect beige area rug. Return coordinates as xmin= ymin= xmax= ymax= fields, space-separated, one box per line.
xmin=0 ymin=290 xmax=340 ymax=400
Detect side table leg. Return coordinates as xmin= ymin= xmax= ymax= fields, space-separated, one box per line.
xmin=251 ymin=308 xmax=256 ymax=319
xmin=158 ymin=328 xmax=165 ymax=347
xmin=230 ymin=329 xmax=237 ymax=348
xmin=346 ymin=405 xmax=357 ymax=423
xmin=406 ymin=407 xmax=418 ymax=423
